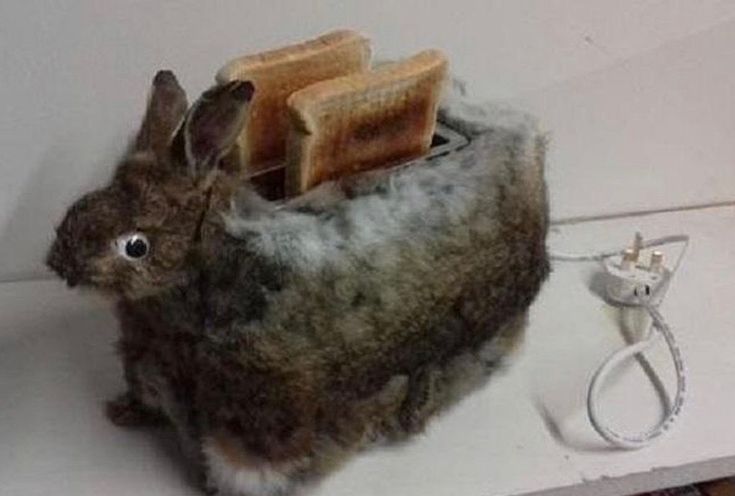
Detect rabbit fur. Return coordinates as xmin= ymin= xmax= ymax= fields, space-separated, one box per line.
xmin=46 ymin=70 xmax=549 ymax=496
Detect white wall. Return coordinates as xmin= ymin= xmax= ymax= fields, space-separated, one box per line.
xmin=2 ymin=0 xmax=734 ymax=280
xmin=513 ymin=18 xmax=735 ymax=221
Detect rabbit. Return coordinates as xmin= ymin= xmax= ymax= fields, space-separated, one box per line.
xmin=46 ymin=70 xmax=549 ymax=496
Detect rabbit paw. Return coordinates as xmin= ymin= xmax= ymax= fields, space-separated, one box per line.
xmin=399 ymin=368 xmax=442 ymax=434
xmin=105 ymin=392 xmax=166 ymax=427
xmin=198 ymin=472 xmax=219 ymax=496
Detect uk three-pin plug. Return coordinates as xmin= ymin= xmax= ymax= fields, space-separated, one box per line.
xmin=604 ymin=233 xmax=670 ymax=306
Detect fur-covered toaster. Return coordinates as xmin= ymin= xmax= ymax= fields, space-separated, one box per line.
xmin=47 ymin=70 xmax=549 ymax=495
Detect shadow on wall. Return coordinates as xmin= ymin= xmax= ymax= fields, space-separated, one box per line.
xmin=0 ymin=139 xmax=126 ymax=283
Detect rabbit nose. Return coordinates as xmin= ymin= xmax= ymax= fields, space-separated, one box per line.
xmin=46 ymin=243 xmax=82 ymax=287
xmin=45 ymin=248 xmax=63 ymax=275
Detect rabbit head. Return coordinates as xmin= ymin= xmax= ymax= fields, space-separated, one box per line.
xmin=46 ymin=71 xmax=254 ymax=299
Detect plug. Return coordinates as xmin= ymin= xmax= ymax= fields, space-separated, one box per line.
xmin=604 ymin=235 xmax=670 ymax=306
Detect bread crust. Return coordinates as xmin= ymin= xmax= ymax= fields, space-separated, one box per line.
xmin=285 ymin=50 xmax=448 ymax=195
xmin=217 ymin=30 xmax=371 ymax=171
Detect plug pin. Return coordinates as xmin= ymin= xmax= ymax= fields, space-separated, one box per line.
xmin=650 ymin=251 xmax=664 ymax=273
xmin=632 ymin=232 xmax=643 ymax=260
xmin=621 ymin=249 xmax=636 ymax=270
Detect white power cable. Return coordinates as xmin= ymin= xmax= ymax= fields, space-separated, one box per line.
xmin=550 ymin=234 xmax=689 ymax=263
xmin=550 ymin=234 xmax=689 ymax=449
xmin=587 ymin=296 xmax=686 ymax=449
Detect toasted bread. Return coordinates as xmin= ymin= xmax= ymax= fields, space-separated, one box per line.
xmin=285 ymin=50 xmax=448 ymax=195
xmin=216 ymin=30 xmax=371 ymax=173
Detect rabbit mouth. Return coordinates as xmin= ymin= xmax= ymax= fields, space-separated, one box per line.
xmin=46 ymin=250 xmax=86 ymax=288
xmin=46 ymin=247 xmax=108 ymax=291
xmin=53 ymin=266 xmax=91 ymax=289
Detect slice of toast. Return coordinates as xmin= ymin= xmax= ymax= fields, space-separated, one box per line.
xmin=285 ymin=50 xmax=448 ymax=195
xmin=216 ymin=30 xmax=371 ymax=173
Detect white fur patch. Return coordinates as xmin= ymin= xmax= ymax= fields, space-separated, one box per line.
xmin=202 ymin=437 xmax=296 ymax=496
xmin=222 ymin=91 xmax=540 ymax=277
xmin=225 ymin=146 xmax=491 ymax=273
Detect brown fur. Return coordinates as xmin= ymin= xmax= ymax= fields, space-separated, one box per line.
xmin=47 ymin=71 xmax=549 ymax=495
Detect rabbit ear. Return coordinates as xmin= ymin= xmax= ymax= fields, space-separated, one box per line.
xmin=134 ymin=70 xmax=188 ymax=158
xmin=172 ymin=80 xmax=254 ymax=178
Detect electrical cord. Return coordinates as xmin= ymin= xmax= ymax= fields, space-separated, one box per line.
xmin=550 ymin=234 xmax=689 ymax=449
xmin=587 ymin=295 xmax=686 ymax=449
xmin=550 ymin=234 xmax=689 ymax=263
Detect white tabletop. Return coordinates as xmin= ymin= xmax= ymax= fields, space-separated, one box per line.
xmin=2 ymin=205 xmax=733 ymax=495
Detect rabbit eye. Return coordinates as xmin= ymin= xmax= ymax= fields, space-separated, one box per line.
xmin=115 ymin=233 xmax=150 ymax=260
